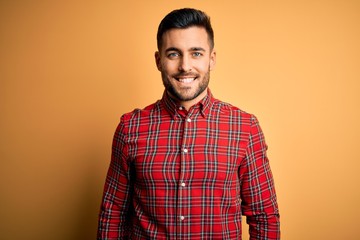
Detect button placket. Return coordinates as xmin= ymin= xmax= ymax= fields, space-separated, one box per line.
xmin=179 ymin=112 xmax=192 ymax=229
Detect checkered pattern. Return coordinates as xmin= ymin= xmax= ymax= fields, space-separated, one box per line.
xmin=97 ymin=89 xmax=280 ymax=239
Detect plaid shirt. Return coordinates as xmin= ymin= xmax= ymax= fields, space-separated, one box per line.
xmin=98 ymin=89 xmax=280 ymax=239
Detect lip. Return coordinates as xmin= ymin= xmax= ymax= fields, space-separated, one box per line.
xmin=177 ymin=77 xmax=196 ymax=83
xmin=174 ymin=74 xmax=198 ymax=83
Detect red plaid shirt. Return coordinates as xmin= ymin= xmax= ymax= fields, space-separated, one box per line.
xmin=98 ymin=89 xmax=280 ymax=239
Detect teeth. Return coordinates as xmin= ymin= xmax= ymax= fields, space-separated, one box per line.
xmin=179 ymin=78 xmax=195 ymax=83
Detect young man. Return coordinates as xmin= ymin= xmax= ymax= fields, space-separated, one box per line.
xmin=98 ymin=8 xmax=280 ymax=239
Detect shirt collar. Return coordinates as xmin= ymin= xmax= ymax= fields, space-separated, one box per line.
xmin=161 ymin=88 xmax=214 ymax=119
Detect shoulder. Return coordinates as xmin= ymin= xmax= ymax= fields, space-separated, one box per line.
xmin=210 ymin=98 xmax=264 ymax=135
xmin=113 ymin=100 xmax=162 ymax=138
xmin=119 ymin=100 xmax=163 ymax=124
xmin=211 ymin=98 xmax=255 ymax=122
xmin=212 ymin=98 xmax=266 ymax=142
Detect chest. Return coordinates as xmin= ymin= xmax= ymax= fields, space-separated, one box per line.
xmin=128 ymin=116 xmax=248 ymax=186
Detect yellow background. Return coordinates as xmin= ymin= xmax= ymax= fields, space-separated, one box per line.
xmin=1 ymin=0 xmax=359 ymax=239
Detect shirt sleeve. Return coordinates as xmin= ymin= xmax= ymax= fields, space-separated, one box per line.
xmin=97 ymin=115 xmax=133 ymax=239
xmin=239 ymin=115 xmax=280 ymax=239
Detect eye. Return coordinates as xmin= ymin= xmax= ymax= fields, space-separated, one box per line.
xmin=192 ymin=52 xmax=203 ymax=57
xmin=167 ymin=52 xmax=180 ymax=58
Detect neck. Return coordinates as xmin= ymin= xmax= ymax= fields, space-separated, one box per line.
xmin=168 ymin=88 xmax=208 ymax=111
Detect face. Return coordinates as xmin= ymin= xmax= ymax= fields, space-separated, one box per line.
xmin=155 ymin=26 xmax=216 ymax=108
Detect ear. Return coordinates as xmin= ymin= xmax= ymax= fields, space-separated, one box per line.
xmin=209 ymin=50 xmax=216 ymax=71
xmin=155 ymin=51 xmax=162 ymax=71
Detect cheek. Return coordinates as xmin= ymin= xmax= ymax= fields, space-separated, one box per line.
xmin=162 ymin=61 xmax=179 ymax=74
xmin=196 ymin=61 xmax=211 ymax=73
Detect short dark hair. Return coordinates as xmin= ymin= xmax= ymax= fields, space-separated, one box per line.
xmin=157 ymin=8 xmax=214 ymax=50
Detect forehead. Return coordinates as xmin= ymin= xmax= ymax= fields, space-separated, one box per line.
xmin=160 ymin=26 xmax=210 ymax=50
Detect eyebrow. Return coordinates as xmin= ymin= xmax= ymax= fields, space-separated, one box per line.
xmin=165 ymin=47 xmax=206 ymax=53
xmin=190 ymin=47 xmax=206 ymax=52
xmin=165 ymin=47 xmax=180 ymax=53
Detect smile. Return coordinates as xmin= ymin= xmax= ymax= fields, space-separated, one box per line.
xmin=176 ymin=77 xmax=196 ymax=83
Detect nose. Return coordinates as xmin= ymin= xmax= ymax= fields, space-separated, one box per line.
xmin=178 ymin=55 xmax=192 ymax=72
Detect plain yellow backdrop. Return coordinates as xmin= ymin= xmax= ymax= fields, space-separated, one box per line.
xmin=1 ymin=0 xmax=359 ymax=239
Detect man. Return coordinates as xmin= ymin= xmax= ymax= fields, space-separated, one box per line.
xmin=98 ymin=8 xmax=280 ymax=239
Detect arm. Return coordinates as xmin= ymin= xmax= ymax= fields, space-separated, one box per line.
xmin=240 ymin=115 xmax=280 ymax=239
xmin=97 ymin=116 xmax=133 ymax=239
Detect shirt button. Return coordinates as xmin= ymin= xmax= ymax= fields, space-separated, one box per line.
xmin=179 ymin=106 xmax=183 ymax=110
xmin=180 ymin=216 xmax=185 ymax=221
xmin=183 ymin=148 xmax=188 ymax=153
xmin=186 ymin=118 xmax=191 ymax=123
xmin=181 ymin=182 xmax=186 ymax=187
